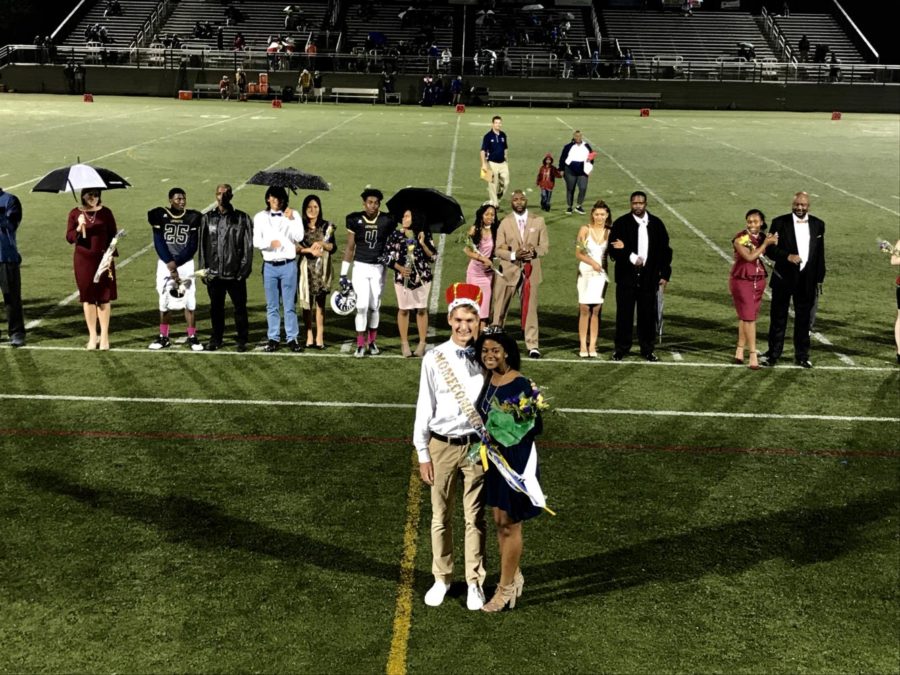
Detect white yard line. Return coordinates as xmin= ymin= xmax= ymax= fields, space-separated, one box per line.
xmin=425 ymin=114 xmax=463 ymax=338
xmin=651 ymin=117 xmax=900 ymax=217
xmin=3 ymin=343 xmax=896 ymax=371
xmin=0 ymin=393 xmax=895 ymax=423
xmin=22 ymin=113 xmax=365 ymax=331
xmin=556 ymin=116 xmax=839 ymax=352
xmin=24 ymin=243 xmax=155 ymax=330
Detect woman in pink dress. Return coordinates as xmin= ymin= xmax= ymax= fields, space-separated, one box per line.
xmin=729 ymin=209 xmax=777 ymax=369
xmin=464 ymin=203 xmax=498 ymax=327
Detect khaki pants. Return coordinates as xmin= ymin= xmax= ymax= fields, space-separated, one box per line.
xmin=429 ymin=436 xmax=486 ymax=585
xmin=487 ymin=160 xmax=509 ymax=207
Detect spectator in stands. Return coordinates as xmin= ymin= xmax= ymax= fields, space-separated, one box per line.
xmin=798 ymin=34 xmax=810 ymax=63
xmin=622 ymin=48 xmax=637 ymax=79
xmin=193 ymin=22 xmax=205 ymax=40
xmin=828 ymin=52 xmax=842 ymax=82
xmin=813 ymin=44 xmax=828 ymax=63
xmin=591 ymin=50 xmax=601 ymax=79
xmin=305 ymin=40 xmax=317 ymax=69
xmin=217 ymin=26 xmax=225 ymax=51
xmin=104 ymin=0 xmax=122 ymax=19
xmin=232 ymin=32 xmax=245 ymax=51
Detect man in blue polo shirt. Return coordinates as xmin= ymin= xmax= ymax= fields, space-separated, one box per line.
xmin=480 ymin=115 xmax=509 ymax=208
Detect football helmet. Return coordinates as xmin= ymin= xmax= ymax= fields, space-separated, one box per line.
xmin=162 ymin=277 xmax=192 ymax=311
xmin=330 ymin=281 xmax=357 ymax=316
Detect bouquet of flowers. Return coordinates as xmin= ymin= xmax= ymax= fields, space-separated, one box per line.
xmin=877 ymin=238 xmax=900 ymax=257
xmin=468 ymin=381 xmax=549 ymax=463
xmin=735 ymin=232 xmax=755 ymax=252
xmin=575 ymin=237 xmax=590 ymax=255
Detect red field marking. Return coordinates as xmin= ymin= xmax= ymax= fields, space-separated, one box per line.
xmin=2 ymin=428 xmax=896 ymax=459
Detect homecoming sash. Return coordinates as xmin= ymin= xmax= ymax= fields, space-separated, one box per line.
xmin=433 ymin=350 xmax=554 ymax=514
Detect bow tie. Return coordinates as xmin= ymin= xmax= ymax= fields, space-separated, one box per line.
xmin=270 ymin=211 xmax=283 ymax=217
xmin=456 ymin=346 xmax=476 ymax=362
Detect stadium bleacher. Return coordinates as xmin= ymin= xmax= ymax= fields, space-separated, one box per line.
xmin=774 ymin=13 xmax=868 ymax=65
xmin=59 ymin=0 xmax=162 ymax=48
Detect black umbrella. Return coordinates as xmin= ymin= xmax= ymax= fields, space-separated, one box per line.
xmin=247 ymin=167 xmax=330 ymax=193
xmin=32 ymin=163 xmax=131 ymax=196
xmin=386 ymin=187 xmax=465 ymax=234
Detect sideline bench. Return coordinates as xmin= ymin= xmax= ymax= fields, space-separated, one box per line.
xmin=331 ymin=87 xmax=379 ymax=104
xmin=577 ymin=91 xmax=662 ymax=108
xmin=487 ymin=90 xmax=574 ymax=108
xmin=193 ymin=83 xmax=282 ymax=100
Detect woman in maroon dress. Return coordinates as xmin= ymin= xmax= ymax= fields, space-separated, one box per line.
xmin=729 ymin=209 xmax=777 ymax=369
xmin=66 ymin=188 xmax=118 ymax=350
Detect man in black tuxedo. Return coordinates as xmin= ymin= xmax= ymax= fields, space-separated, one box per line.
xmin=763 ymin=191 xmax=826 ymax=368
xmin=608 ymin=191 xmax=672 ymax=362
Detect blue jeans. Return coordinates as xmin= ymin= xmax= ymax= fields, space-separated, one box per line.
xmin=540 ymin=188 xmax=553 ymax=209
xmin=263 ymin=261 xmax=299 ymax=342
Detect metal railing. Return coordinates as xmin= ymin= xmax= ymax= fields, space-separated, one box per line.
xmin=760 ymin=6 xmax=795 ymax=63
xmin=2 ymin=45 xmax=898 ymax=85
xmin=130 ymin=0 xmax=176 ymax=49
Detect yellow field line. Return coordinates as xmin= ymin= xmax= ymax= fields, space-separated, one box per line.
xmin=386 ymin=452 xmax=423 ymax=675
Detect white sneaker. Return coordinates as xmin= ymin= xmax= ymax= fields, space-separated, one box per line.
xmin=466 ymin=582 xmax=485 ymax=610
xmin=424 ymin=581 xmax=450 ymax=607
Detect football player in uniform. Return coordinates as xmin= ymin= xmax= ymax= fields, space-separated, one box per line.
xmin=341 ymin=188 xmax=395 ymax=357
xmin=148 ymin=187 xmax=203 ymax=351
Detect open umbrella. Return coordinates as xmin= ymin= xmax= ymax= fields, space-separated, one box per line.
xmin=32 ymin=163 xmax=131 ymax=196
xmin=386 ymin=187 xmax=465 ymax=234
xmin=247 ymin=167 xmax=330 ymax=193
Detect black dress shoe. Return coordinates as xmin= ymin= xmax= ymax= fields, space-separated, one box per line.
xmin=264 ymin=339 xmax=280 ymax=353
xmin=643 ymin=353 xmax=660 ymax=362
xmin=611 ymin=352 xmax=624 ymax=361
xmin=205 ymin=340 xmax=222 ymax=352
xmin=761 ymin=357 xmax=777 ymax=367
xmin=795 ymin=358 xmax=813 ymax=369
xmin=528 ymin=349 xmax=541 ymax=359
xmin=235 ymin=342 xmax=248 ymax=353
xmin=287 ymin=340 xmax=304 ymax=353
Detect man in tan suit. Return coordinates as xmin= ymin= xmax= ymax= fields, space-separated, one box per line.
xmin=490 ymin=190 xmax=549 ymax=358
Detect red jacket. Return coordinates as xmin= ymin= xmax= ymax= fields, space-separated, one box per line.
xmin=536 ymin=164 xmax=562 ymax=190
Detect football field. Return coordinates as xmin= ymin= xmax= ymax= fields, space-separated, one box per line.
xmin=0 ymin=94 xmax=898 ymax=673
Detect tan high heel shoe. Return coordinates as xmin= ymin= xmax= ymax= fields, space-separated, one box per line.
xmin=414 ymin=341 xmax=427 ymax=357
xmin=513 ymin=569 xmax=525 ymax=598
xmin=481 ymin=583 xmax=517 ymax=612
xmin=400 ymin=341 xmax=412 ymax=358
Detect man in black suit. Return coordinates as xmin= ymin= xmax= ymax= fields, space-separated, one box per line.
xmin=763 ymin=191 xmax=826 ymax=368
xmin=608 ymin=191 xmax=672 ymax=362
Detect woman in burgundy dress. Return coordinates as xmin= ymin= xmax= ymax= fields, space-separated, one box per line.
xmin=66 ymin=188 xmax=118 ymax=350
xmin=729 ymin=209 xmax=777 ymax=369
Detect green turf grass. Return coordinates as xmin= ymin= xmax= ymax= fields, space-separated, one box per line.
xmin=0 ymin=95 xmax=897 ymax=672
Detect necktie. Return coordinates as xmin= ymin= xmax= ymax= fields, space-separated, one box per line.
xmin=456 ymin=346 xmax=476 ymax=362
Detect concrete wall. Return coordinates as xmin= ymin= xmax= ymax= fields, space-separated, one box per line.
xmin=1 ymin=64 xmax=898 ymax=113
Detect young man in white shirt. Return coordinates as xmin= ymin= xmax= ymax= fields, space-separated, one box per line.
xmin=413 ymin=283 xmax=487 ymax=610
xmin=252 ymin=186 xmax=305 ymax=352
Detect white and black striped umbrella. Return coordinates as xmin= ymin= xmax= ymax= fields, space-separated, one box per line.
xmin=32 ymin=163 xmax=131 ymax=195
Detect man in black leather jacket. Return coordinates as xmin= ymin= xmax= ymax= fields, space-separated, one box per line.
xmin=198 ymin=184 xmax=253 ymax=352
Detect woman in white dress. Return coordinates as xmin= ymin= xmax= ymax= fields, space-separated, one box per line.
xmin=575 ymin=200 xmax=611 ymax=357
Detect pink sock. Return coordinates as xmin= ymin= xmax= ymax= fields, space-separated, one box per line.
xmin=357 ymin=334 xmax=366 ymax=348
xmin=187 ymin=327 xmax=196 ymax=337
xmin=367 ymin=328 xmax=377 ymax=344
xmin=159 ymin=324 xmax=169 ymax=337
